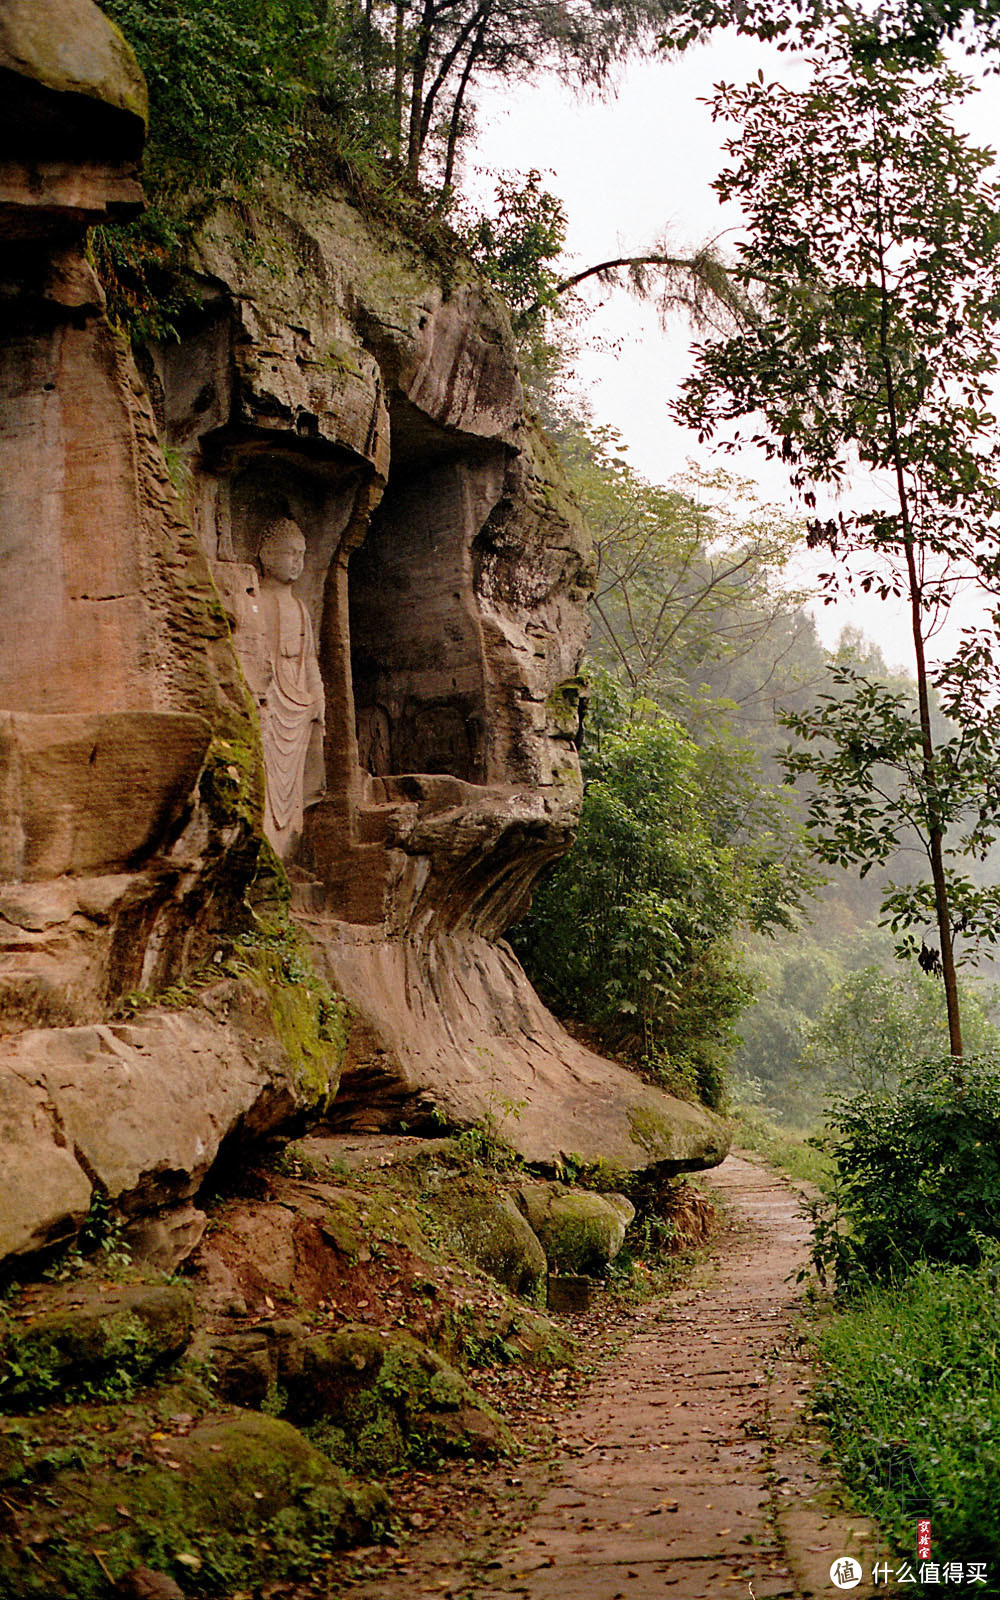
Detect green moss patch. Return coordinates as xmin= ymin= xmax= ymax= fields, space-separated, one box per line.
xmin=516 ymin=1183 xmax=634 ymax=1276
xmin=0 ymin=1285 xmax=193 ymax=1411
xmin=227 ymin=921 xmax=350 ymax=1108
xmin=283 ymin=1324 xmax=513 ymax=1473
xmin=0 ymin=1408 xmax=387 ymax=1598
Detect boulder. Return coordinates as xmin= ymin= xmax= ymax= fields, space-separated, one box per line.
xmin=282 ymin=1323 xmax=513 ymax=1471
xmin=0 ymin=1283 xmax=194 ymax=1408
xmin=125 ymin=1202 xmax=207 ymax=1274
xmin=411 ymin=1153 xmax=547 ymax=1301
xmin=0 ymin=978 xmax=343 ymax=1260
xmin=516 ymin=1183 xmax=636 ymax=1276
xmin=0 ymin=1070 xmax=93 ymax=1257
xmin=210 ymin=1317 xmax=308 ymax=1410
xmin=317 ymin=928 xmax=731 ymax=1173
xmin=0 ymin=1410 xmax=389 ymax=1597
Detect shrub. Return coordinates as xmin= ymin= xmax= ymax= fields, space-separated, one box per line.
xmin=513 ymin=704 xmax=809 ymax=1108
xmin=808 ymin=1055 xmax=1000 ymax=1290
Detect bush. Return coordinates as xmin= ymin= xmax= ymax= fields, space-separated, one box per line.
xmin=512 ymin=714 xmax=755 ymax=1107
xmin=809 ymin=1055 xmax=1000 ymax=1290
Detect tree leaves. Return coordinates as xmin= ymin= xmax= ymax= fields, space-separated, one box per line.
xmin=674 ymin=44 xmax=1000 ymax=1056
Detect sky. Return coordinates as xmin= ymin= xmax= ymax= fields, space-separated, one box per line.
xmin=467 ymin=33 xmax=1000 ymax=672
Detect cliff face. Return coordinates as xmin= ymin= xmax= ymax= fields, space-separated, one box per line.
xmin=0 ymin=1 xmax=726 ymax=1266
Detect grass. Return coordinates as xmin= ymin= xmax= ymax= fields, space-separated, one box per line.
xmin=728 ymin=1105 xmax=830 ymax=1187
xmin=811 ymin=1253 xmax=1000 ymax=1577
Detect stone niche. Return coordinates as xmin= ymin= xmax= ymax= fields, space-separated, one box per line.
xmin=0 ymin=2 xmax=727 ymax=1269
xmin=142 ymin=186 xmax=727 ymax=1175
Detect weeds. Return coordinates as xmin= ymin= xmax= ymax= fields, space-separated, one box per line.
xmin=812 ymin=1250 xmax=1000 ymax=1563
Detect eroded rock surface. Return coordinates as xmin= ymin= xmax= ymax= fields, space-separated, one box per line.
xmin=0 ymin=978 xmax=342 ymax=1261
xmin=0 ymin=0 xmax=265 ymax=1046
xmin=147 ymin=183 xmax=726 ymax=1172
xmin=0 ymin=1 xmax=726 ymax=1269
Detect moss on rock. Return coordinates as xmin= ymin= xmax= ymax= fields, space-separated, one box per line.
xmin=417 ymin=1170 xmax=547 ymax=1303
xmin=0 ymin=1285 xmax=193 ymax=1411
xmin=283 ymin=1324 xmax=513 ymax=1472
xmin=516 ymin=1182 xmax=635 ymax=1276
xmin=227 ymin=919 xmax=350 ymax=1109
xmin=0 ymin=1409 xmax=387 ymax=1598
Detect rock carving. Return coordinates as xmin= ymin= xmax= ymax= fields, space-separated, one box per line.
xmin=257 ymin=519 xmax=326 ymax=860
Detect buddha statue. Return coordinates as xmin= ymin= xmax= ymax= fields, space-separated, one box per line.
xmin=256 ymin=518 xmax=326 ymax=859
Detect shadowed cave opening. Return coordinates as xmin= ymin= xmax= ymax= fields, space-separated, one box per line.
xmin=348 ymin=425 xmax=500 ymax=786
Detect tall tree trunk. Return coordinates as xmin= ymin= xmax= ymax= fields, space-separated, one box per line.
xmin=406 ymin=0 xmax=435 ymax=183
xmin=874 ymin=157 xmax=963 ymax=1063
xmin=420 ymin=0 xmax=486 ymax=160
xmin=363 ymin=0 xmax=375 ymax=98
xmin=392 ymin=0 xmax=407 ymax=156
xmin=441 ymin=15 xmax=486 ymax=195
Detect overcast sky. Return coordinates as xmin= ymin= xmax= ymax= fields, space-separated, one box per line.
xmin=469 ymin=34 xmax=1000 ymax=671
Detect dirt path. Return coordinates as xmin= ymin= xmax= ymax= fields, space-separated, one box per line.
xmin=301 ymin=1153 xmax=887 ymax=1600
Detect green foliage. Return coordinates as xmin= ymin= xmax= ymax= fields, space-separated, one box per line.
xmin=735 ymin=922 xmax=1000 ymax=1126
xmin=461 ymin=170 xmax=567 ymax=316
xmin=100 ymin=0 xmax=321 ymax=193
xmin=804 ymin=963 xmax=1000 ymax=1097
xmin=808 ymin=1056 xmax=1000 ymax=1290
xmin=813 ymin=1250 xmax=1000 ymax=1563
xmin=660 ymin=0 xmax=1000 ymax=67
xmin=94 ymin=0 xmax=673 ymax=335
xmin=0 ymin=1309 xmax=159 ymax=1411
xmin=733 ymin=934 xmax=844 ymax=1124
xmin=783 ymin=664 xmax=1000 ymax=971
xmin=553 ymin=419 xmax=815 ymax=724
xmin=513 ymin=699 xmax=811 ymax=1107
xmin=675 ymin=46 xmax=1000 ymax=1056
xmin=93 ymin=0 xmax=335 ymax=335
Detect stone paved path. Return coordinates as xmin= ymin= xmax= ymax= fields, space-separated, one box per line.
xmin=472 ymin=1153 xmax=883 ymax=1600
xmin=320 ymin=1153 xmax=891 ymax=1600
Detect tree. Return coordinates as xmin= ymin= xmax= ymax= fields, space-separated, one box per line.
xmin=360 ymin=0 xmax=672 ymax=189
xmin=659 ymin=0 xmax=1000 ymax=64
xmin=674 ymin=46 xmax=1000 ymax=1060
xmin=100 ymin=0 xmax=330 ymax=193
xmin=804 ymin=961 xmax=1000 ymax=1096
xmin=512 ymin=692 xmax=814 ymax=1106
xmin=554 ymin=424 xmax=813 ymax=717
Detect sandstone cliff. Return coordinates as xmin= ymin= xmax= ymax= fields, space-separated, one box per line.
xmin=0 ymin=0 xmax=727 ymax=1268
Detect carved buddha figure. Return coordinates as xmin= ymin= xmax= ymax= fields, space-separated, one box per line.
xmin=257 ymin=519 xmax=326 ymax=859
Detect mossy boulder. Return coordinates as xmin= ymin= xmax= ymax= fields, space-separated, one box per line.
xmin=370 ymin=1141 xmax=546 ymax=1301
xmin=516 ymin=1183 xmax=636 ymax=1276
xmin=0 ymin=1409 xmax=387 ymax=1598
xmin=419 ymin=1172 xmax=547 ymax=1302
xmin=0 ymin=0 xmax=149 ymax=127
xmin=0 ymin=1284 xmax=193 ymax=1409
xmin=283 ymin=1324 xmax=512 ymax=1472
